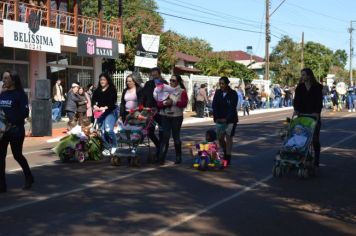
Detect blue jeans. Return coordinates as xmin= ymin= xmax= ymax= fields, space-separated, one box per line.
xmin=98 ymin=108 xmax=119 ymax=150
xmin=273 ymin=97 xmax=281 ymax=108
xmin=52 ymin=101 xmax=62 ymax=121
xmin=347 ymin=95 xmax=355 ymax=109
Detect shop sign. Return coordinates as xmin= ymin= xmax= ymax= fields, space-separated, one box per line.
xmin=134 ymin=34 xmax=160 ymax=68
xmin=3 ymin=19 xmax=61 ymax=53
xmin=77 ymin=34 xmax=118 ymax=59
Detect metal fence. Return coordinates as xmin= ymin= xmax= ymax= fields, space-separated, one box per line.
xmin=112 ymin=71 xmax=241 ymax=111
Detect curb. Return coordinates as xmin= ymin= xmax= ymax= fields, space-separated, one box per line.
xmin=44 ymin=107 xmax=292 ymax=143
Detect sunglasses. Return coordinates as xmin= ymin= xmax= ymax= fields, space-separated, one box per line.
xmin=170 ymin=79 xmax=177 ymax=82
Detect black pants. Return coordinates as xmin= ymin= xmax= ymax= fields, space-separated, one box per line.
xmin=159 ymin=116 xmax=183 ymax=161
xmin=313 ymin=120 xmax=321 ymax=166
xmin=0 ymin=126 xmax=32 ymax=187
xmin=196 ymin=101 xmax=205 ymax=118
xmin=148 ymin=113 xmax=163 ymax=151
xmin=243 ymin=107 xmax=249 ymax=116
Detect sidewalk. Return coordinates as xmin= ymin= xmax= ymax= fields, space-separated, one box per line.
xmin=25 ymin=107 xmax=293 ymax=143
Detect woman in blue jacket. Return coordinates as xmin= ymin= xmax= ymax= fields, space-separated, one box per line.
xmin=212 ymin=77 xmax=238 ymax=166
xmin=0 ymin=71 xmax=33 ymax=193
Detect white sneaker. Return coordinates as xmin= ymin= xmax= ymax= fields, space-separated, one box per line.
xmin=102 ymin=149 xmax=111 ymax=156
xmin=348 ymin=109 xmax=351 ymax=112
xmin=353 ymin=109 xmax=356 ymax=112
xmin=110 ymin=147 xmax=117 ymax=155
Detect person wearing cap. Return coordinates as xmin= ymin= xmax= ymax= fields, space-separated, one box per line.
xmin=212 ymin=76 xmax=238 ymax=166
xmin=119 ymin=74 xmax=143 ymax=121
xmin=64 ymin=83 xmax=81 ymax=122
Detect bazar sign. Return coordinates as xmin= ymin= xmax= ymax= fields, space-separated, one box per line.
xmin=77 ymin=34 xmax=118 ymax=59
xmin=3 ymin=19 xmax=61 ymax=53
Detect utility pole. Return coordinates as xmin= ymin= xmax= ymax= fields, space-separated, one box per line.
xmin=301 ymin=32 xmax=304 ymax=70
xmin=265 ymin=0 xmax=270 ymax=80
xmin=349 ymin=21 xmax=355 ymax=87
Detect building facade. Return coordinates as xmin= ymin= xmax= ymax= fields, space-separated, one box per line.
xmin=0 ymin=0 xmax=124 ymax=100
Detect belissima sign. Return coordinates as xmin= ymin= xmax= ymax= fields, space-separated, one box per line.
xmin=3 ymin=19 xmax=61 ymax=53
xmin=77 ymin=34 xmax=118 ymax=59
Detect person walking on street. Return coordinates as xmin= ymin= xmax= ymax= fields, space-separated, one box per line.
xmin=52 ymin=79 xmax=65 ymax=122
xmin=156 ymin=75 xmax=188 ymax=165
xmin=142 ymin=67 xmax=168 ymax=161
xmin=196 ymin=84 xmax=208 ymax=118
xmin=64 ymin=83 xmax=81 ymax=122
xmin=76 ymin=87 xmax=88 ymax=125
xmin=92 ymin=73 xmax=119 ymax=157
xmin=293 ymin=68 xmax=323 ymax=167
xmin=212 ymin=77 xmax=238 ymax=166
xmin=0 ymin=71 xmax=33 ymax=193
xmin=120 ymin=74 xmax=143 ymax=121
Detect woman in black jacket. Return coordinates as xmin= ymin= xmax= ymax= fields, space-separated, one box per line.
xmin=293 ymin=68 xmax=323 ymax=167
xmin=92 ymin=73 xmax=118 ymax=157
xmin=0 ymin=71 xmax=33 ymax=192
xmin=120 ymin=74 xmax=143 ymax=121
xmin=212 ymin=77 xmax=238 ymax=166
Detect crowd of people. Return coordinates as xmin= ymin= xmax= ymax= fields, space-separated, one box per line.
xmin=192 ymin=81 xmax=295 ymax=118
xmin=0 ymin=66 xmax=351 ymax=193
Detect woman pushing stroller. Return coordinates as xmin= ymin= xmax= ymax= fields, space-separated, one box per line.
xmin=293 ymin=68 xmax=323 ymax=167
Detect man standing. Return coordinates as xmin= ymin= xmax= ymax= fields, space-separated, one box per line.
xmin=322 ymin=81 xmax=330 ymax=109
xmin=52 ymin=79 xmax=65 ymax=122
xmin=142 ymin=67 xmax=168 ymax=162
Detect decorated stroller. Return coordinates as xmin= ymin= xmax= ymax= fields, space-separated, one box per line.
xmin=111 ymin=106 xmax=156 ymax=167
xmin=190 ymin=142 xmax=227 ymax=171
xmin=53 ymin=124 xmax=103 ymax=163
xmin=273 ymin=114 xmax=318 ymax=178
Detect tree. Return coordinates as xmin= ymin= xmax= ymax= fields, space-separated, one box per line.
xmin=332 ymin=49 xmax=347 ymax=68
xmin=270 ymin=36 xmax=301 ymax=85
xmin=196 ymin=54 xmax=257 ymax=82
xmin=304 ymin=41 xmax=334 ymax=81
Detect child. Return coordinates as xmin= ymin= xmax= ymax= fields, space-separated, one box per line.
xmin=285 ymin=125 xmax=308 ymax=150
xmin=242 ymin=96 xmax=250 ymax=116
xmin=153 ymin=81 xmax=176 ymax=114
xmin=191 ymin=129 xmax=226 ymax=169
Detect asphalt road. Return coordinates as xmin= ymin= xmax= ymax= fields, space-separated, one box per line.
xmin=1 ymin=110 xmax=355 ymax=236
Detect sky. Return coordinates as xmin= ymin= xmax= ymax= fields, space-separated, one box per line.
xmin=156 ymin=0 xmax=356 ymax=69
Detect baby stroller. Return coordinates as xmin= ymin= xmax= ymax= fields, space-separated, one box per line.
xmin=191 ymin=142 xmax=227 ymax=171
xmin=273 ymin=114 xmax=318 ymax=178
xmin=111 ymin=106 xmax=156 ymax=167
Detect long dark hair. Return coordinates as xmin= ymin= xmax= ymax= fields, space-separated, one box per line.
xmin=172 ymin=74 xmax=186 ymax=90
xmin=301 ymin=68 xmax=318 ymax=84
xmin=2 ymin=71 xmax=24 ymax=92
xmin=97 ymin=73 xmax=116 ymax=91
xmin=126 ymin=74 xmax=140 ymax=88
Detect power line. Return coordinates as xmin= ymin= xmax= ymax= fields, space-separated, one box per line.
xmin=159 ymin=0 xmax=262 ymax=27
xmin=285 ymin=2 xmax=348 ymax=23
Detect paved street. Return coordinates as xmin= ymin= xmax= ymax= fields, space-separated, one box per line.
xmin=1 ymin=109 xmax=355 ymax=236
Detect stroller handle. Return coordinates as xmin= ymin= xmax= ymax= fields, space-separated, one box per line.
xmin=292 ymin=112 xmax=319 ymax=120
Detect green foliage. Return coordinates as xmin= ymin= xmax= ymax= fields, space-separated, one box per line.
xmin=158 ymin=30 xmax=213 ymax=73
xmin=270 ymin=36 xmax=348 ymax=85
xmin=196 ymin=54 xmax=257 ymax=82
xmin=270 ymin=36 xmax=301 ymax=85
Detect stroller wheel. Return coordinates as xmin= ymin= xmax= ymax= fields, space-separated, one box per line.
xmin=111 ymin=156 xmax=121 ymax=166
xmin=272 ymin=164 xmax=281 ymax=177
